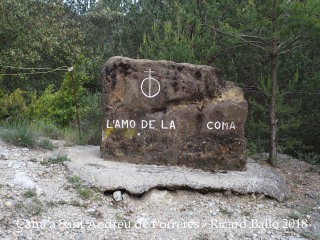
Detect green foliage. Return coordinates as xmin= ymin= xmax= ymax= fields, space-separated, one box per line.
xmin=299 ymin=153 xmax=320 ymax=165
xmin=48 ymin=92 xmax=102 ymax=146
xmin=0 ymin=120 xmax=36 ymax=148
xmin=77 ymin=188 xmax=94 ymax=200
xmin=67 ymin=176 xmax=83 ymax=187
xmin=0 ymin=0 xmax=84 ymax=93
xmin=35 ymin=121 xmax=60 ymax=140
xmin=23 ymin=190 xmax=37 ymax=198
xmin=288 ymin=211 xmax=301 ymax=220
xmin=140 ymin=20 xmax=198 ymax=63
xmin=138 ymin=2 xmax=217 ymax=65
xmin=0 ymin=89 xmax=27 ymax=120
xmin=247 ymin=77 xmax=303 ymax=154
xmin=37 ymin=138 xmax=55 ymax=150
xmin=78 ymin=92 xmax=102 ymax=145
xmin=26 ymin=64 xmax=87 ymax=126
xmin=41 ymin=155 xmax=70 ymax=165
xmin=26 ymin=84 xmax=74 ymax=126
xmin=15 ymin=197 xmax=43 ymax=216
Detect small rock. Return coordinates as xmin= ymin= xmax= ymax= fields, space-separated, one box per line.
xmin=208 ymin=201 xmax=216 ymax=208
xmin=257 ymin=194 xmax=265 ymax=200
xmin=4 ymin=200 xmax=16 ymax=208
xmin=251 ymin=193 xmax=257 ymax=200
xmin=86 ymin=208 xmax=96 ymax=213
xmin=11 ymin=172 xmax=36 ymax=189
xmin=214 ymin=192 xmax=223 ymax=197
xmin=36 ymin=187 xmax=45 ymax=196
xmin=142 ymin=189 xmax=173 ymax=205
xmin=223 ymin=190 xmax=232 ymax=197
xmin=122 ymin=193 xmax=130 ymax=202
xmin=13 ymin=163 xmax=24 ymax=169
xmin=113 ymin=191 xmax=123 ymax=202
xmin=0 ymin=151 xmax=9 ymax=160
xmin=209 ymin=210 xmax=218 ymax=216
xmin=258 ymin=228 xmax=267 ymax=235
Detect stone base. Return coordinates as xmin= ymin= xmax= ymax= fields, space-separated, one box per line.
xmin=66 ymin=146 xmax=289 ymax=201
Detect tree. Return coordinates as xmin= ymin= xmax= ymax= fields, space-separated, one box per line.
xmin=0 ymin=0 xmax=84 ymax=93
xmin=201 ymin=0 xmax=318 ymax=166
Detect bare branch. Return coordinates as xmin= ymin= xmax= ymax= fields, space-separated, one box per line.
xmin=278 ymin=44 xmax=308 ymax=55
xmin=239 ymin=37 xmax=265 ymax=50
xmin=278 ymin=34 xmax=305 ymax=51
xmin=204 ymin=24 xmax=266 ymax=50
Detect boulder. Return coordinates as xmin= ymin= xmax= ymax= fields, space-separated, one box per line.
xmin=101 ymin=56 xmax=248 ymax=171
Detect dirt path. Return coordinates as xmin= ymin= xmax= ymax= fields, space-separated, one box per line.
xmin=0 ymin=141 xmax=319 ymax=239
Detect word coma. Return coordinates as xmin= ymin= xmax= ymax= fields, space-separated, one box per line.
xmin=207 ymin=121 xmax=236 ymax=130
xmin=106 ymin=119 xmax=176 ymax=130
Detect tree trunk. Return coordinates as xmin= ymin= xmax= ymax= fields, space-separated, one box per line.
xmin=269 ymin=47 xmax=278 ymax=167
xmin=268 ymin=0 xmax=278 ymax=167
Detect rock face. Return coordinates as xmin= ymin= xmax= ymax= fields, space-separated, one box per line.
xmin=101 ymin=56 xmax=248 ymax=171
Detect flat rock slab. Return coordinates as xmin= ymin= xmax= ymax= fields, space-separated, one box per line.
xmin=65 ymin=146 xmax=289 ymax=201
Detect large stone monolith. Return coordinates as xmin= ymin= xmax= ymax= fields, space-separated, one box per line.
xmin=101 ymin=56 xmax=247 ymax=172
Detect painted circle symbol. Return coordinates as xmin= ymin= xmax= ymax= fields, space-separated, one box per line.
xmin=141 ymin=68 xmax=160 ymax=98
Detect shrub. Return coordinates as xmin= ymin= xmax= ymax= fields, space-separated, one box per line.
xmin=59 ymin=92 xmax=102 ymax=146
xmin=299 ymin=152 xmax=320 ymax=165
xmin=0 ymin=89 xmax=27 ymax=120
xmin=23 ymin=190 xmax=37 ymax=198
xmin=26 ymin=67 xmax=88 ymax=127
xmin=40 ymin=155 xmax=70 ymax=165
xmin=37 ymin=138 xmax=54 ymax=150
xmin=26 ymin=84 xmax=76 ymax=126
xmin=0 ymin=119 xmax=36 ymax=147
xmin=77 ymin=188 xmax=94 ymax=200
xmin=67 ymin=175 xmax=83 ymax=187
xmin=78 ymin=92 xmax=102 ymax=145
xmin=35 ymin=121 xmax=60 ymax=139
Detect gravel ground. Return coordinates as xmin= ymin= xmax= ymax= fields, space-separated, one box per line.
xmin=0 ymin=140 xmax=319 ymax=240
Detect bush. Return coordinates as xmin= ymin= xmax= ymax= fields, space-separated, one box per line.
xmin=26 ymin=84 xmax=76 ymax=126
xmin=40 ymin=155 xmax=70 ymax=165
xmin=26 ymin=67 xmax=88 ymax=126
xmin=59 ymin=92 xmax=103 ymax=146
xmin=299 ymin=152 xmax=320 ymax=165
xmin=37 ymin=138 xmax=54 ymax=150
xmin=32 ymin=121 xmax=60 ymax=140
xmin=0 ymin=89 xmax=27 ymax=120
xmin=77 ymin=188 xmax=94 ymax=200
xmin=78 ymin=92 xmax=102 ymax=145
xmin=0 ymin=119 xmax=36 ymax=147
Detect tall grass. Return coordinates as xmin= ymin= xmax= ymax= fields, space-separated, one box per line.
xmin=0 ymin=120 xmax=36 ymax=147
xmin=0 ymin=93 xmax=102 ymax=147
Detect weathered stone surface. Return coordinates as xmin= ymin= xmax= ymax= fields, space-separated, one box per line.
xmin=66 ymin=146 xmax=290 ymax=201
xmin=101 ymin=56 xmax=248 ymax=171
